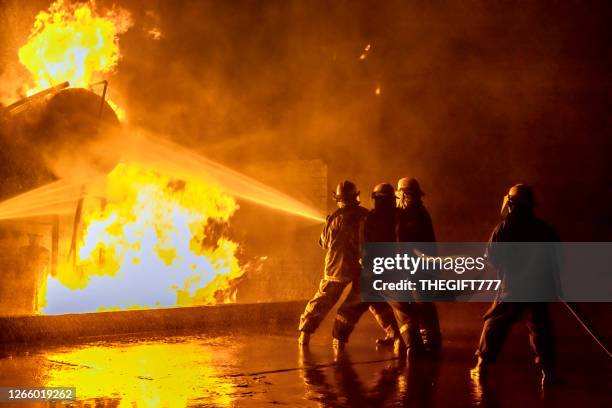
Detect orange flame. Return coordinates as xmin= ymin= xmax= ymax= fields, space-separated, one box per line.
xmin=18 ymin=0 xmax=131 ymax=114
xmin=41 ymin=164 xmax=243 ymax=314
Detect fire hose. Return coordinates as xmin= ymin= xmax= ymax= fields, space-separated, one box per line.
xmin=561 ymin=300 xmax=612 ymax=358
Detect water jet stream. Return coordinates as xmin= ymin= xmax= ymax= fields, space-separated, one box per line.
xmin=0 ymin=179 xmax=99 ymax=221
xmin=0 ymin=134 xmax=326 ymax=223
xmin=124 ymin=134 xmax=326 ymax=223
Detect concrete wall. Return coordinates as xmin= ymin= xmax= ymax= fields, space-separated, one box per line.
xmin=234 ymin=159 xmax=328 ymax=303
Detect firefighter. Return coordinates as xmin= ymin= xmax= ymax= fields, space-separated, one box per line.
xmin=470 ymin=184 xmax=559 ymax=387
xmin=298 ymin=180 xmax=369 ymax=346
xmin=396 ymin=177 xmax=442 ymax=353
xmin=331 ymin=183 xmax=419 ymax=355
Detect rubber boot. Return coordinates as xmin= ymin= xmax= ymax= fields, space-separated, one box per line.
xmin=332 ymin=338 xmax=347 ymax=361
xmin=470 ymin=357 xmax=489 ymax=383
xmin=332 ymin=338 xmax=346 ymax=352
xmin=540 ymin=367 xmax=557 ymax=388
xmin=298 ymin=331 xmax=310 ymax=346
xmin=376 ymin=334 xmax=396 ymax=348
xmin=420 ymin=328 xmax=442 ymax=355
xmin=401 ymin=324 xmax=426 ymax=358
xmin=393 ymin=337 xmax=407 ymax=358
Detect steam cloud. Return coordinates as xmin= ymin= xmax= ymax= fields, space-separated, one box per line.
xmin=1 ymin=0 xmax=610 ymax=240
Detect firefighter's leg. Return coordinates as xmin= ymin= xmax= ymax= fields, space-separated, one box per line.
xmin=389 ymin=301 xmax=424 ymax=352
xmin=417 ymin=302 xmax=442 ymax=351
xmin=299 ymin=279 xmax=348 ymax=336
xmin=369 ymin=302 xmax=399 ymax=347
xmin=525 ymin=303 xmax=556 ymax=384
xmin=476 ymin=302 xmax=522 ymax=362
xmin=332 ymin=283 xmax=370 ymax=344
xmin=471 ymin=303 xmax=522 ymax=380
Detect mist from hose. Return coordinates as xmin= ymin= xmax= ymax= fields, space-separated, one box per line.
xmin=0 ymin=179 xmax=93 ymax=220
xmin=0 ymin=130 xmax=326 ymax=223
xmin=124 ymin=132 xmax=326 ymax=223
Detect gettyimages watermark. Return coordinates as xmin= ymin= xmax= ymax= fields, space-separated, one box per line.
xmin=361 ymin=242 xmax=612 ymax=302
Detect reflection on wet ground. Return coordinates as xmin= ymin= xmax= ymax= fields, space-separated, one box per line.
xmin=298 ymin=348 xmax=440 ymax=407
xmin=0 ymin=335 xmax=238 ymax=407
xmin=0 ymin=303 xmax=610 ymax=407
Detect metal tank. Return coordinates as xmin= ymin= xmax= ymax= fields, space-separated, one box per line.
xmin=0 ymin=83 xmax=120 ymax=316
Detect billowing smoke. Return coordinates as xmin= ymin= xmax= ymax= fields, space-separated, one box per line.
xmin=1 ymin=0 xmax=610 ymax=244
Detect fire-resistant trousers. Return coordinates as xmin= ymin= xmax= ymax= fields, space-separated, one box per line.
xmin=299 ymin=279 xmax=349 ymax=333
xmin=299 ymin=279 xmax=399 ymax=337
xmin=415 ymin=302 xmax=442 ymax=350
xmin=331 ymin=281 xmax=419 ymax=347
xmin=476 ymin=302 xmax=555 ymax=370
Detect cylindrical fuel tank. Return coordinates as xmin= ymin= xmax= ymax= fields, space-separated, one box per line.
xmin=0 ymin=86 xmax=121 ymax=316
xmin=0 ymin=87 xmax=121 ymax=200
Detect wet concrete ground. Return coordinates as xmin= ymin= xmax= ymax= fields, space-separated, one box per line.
xmin=0 ymin=303 xmax=610 ymax=407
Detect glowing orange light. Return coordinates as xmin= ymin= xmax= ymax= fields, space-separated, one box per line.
xmin=148 ymin=28 xmax=163 ymax=40
xmin=359 ymin=43 xmax=372 ymax=60
xmin=44 ymin=341 xmax=235 ymax=407
xmin=18 ymin=0 xmax=131 ymax=117
xmin=42 ymin=164 xmax=242 ymax=314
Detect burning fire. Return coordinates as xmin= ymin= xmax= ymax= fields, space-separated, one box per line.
xmin=42 ymin=164 xmax=243 ymax=314
xmin=18 ymin=0 xmax=131 ymax=113
xmin=7 ymin=1 xmax=321 ymax=315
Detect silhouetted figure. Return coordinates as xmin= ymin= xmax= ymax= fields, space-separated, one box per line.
xmin=331 ymin=183 xmax=419 ymax=355
xmin=298 ymin=181 xmax=397 ymax=346
xmin=396 ymin=177 xmax=442 ymax=353
xmin=471 ymin=184 xmax=559 ymax=388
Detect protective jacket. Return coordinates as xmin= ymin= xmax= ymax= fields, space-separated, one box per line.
xmin=486 ymin=209 xmax=561 ymax=301
xmin=364 ymin=207 xmax=398 ymax=243
xmin=319 ymin=204 xmax=368 ymax=282
xmin=397 ymin=200 xmax=437 ymax=257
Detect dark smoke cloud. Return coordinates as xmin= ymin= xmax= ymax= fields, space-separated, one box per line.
xmin=1 ymin=0 xmax=610 ymax=241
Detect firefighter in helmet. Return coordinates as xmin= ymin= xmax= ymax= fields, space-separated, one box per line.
xmin=331 ymin=183 xmax=419 ymax=354
xmin=299 ymin=181 xmax=365 ymax=345
xmin=396 ymin=177 xmax=442 ymax=353
xmin=471 ymin=184 xmax=559 ymax=387
xmin=299 ymin=180 xmax=400 ymax=347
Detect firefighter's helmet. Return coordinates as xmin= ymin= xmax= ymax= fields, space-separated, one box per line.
xmin=333 ymin=180 xmax=360 ymax=202
xmin=371 ymin=183 xmax=395 ymax=199
xmin=397 ymin=177 xmax=424 ymax=198
xmin=501 ymin=183 xmax=535 ymax=216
